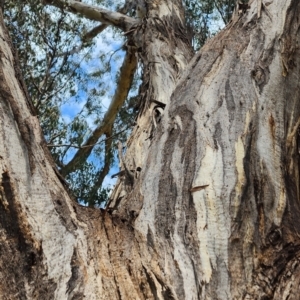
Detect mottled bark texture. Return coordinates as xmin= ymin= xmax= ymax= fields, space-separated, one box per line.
xmin=1 ymin=0 xmax=300 ymax=299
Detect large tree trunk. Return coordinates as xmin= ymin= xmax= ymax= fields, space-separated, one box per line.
xmin=1 ymin=0 xmax=300 ymax=299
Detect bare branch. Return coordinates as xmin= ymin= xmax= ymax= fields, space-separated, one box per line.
xmin=82 ymin=23 xmax=107 ymax=42
xmin=43 ymin=0 xmax=138 ymax=31
xmin=56 ymin=24 xmax=108 ymax=57
xmin=213 ymin=0 xmax=227 ymax=25
xmin=87 ymin=129 xmax=113 ymax=205
xmin=60 ymin=49 xmax=138 ymax=176
xmin=47 ymin=125 xmax=131 ymax=149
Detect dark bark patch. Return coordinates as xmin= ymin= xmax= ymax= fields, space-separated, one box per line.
xmin=251 ymin=65 xmax=269 ymax=92
xmin=162 ymin=287 xmax=176 ymax=300
xmin=233 ymin=122 xmax=255 ymax=224
xmin=283 ymin=175 xmax=300 ymax=236
xmin=156 ymin=105 xmax=201 ymax=298
xmin=52 ymin=191 xmax=77 ymax=233
xmin=157 ymin=106 xmax=197 ymax=240
xmin=147 ymin=225 xmax=155 ymax=249
xmin=273 ymin=251 xmax=300 ymax=299
xmin=142 ymin=266 xmax=159 ymax=300
xmin=248 ymin=28 xmax=275 ymax=93
xmin=66 ymin=248 xmax=84 ymax=299
xmin=213 ymin=122 xmax=222 ymax=151
xmin=225 ymin=79 xmax=236 ymax=121
xmin=269 ymin=114 xmax=276 ymax=142
xmin=156 ymin=134 xmax=178 ymax=239
xmin=280 ymin=1 xmax=300 ymax=76
xmin=254 ymin=244 xmax=300 ymax=298
xmin=0 ymin=171 xmax=57 ymax=298
xmin=267 ymin=227 xmax=282 ymax=246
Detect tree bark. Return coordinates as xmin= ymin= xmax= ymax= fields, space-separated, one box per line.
xmin=1 ymin=0 xmax=300 ymax=299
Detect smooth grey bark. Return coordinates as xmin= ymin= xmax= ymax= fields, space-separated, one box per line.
xmin=1 ymin=0 xmax=300 ymax=299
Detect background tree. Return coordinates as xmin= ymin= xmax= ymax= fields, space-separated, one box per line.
xmin=4 ymin=0 xmax=236 ymax=206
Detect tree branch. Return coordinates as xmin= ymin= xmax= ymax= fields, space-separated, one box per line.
xmin=43 ymin=0 xmax=138 ymax=31
xmin=87 ymin=129 xmax=113 ymax=206
xmin=60 ymin=49 xmax=137 ymax=177
xmin=82 ymin=23 xmax=107 ymax=42
xmin=57 ymin=1 xmax=135 ymax=56
xmin=213 ymin=0 xmax=227 ymax=25
xmin=56 ymin=24 xmax=108 ymax=57
xmin=47 ymin=124 xmax=131 ymax=148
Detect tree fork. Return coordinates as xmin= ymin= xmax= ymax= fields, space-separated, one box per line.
xmin=1 ymin=0 xmax=300 ymax=299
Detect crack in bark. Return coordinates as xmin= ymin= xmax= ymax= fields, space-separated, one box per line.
xmin=102 ymin=217 xmax=122 ymax=300
xmin=66 ymin=248 xmax=84 ymax=298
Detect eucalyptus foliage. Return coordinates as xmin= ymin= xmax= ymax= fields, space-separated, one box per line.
xmin=184 ymin=0 xmax=236 ymax=49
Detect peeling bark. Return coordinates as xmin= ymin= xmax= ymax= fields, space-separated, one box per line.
xmin=109 ymin=0 xmax=194 ymax=210
xmin=110 ymin=0 xmax=300 ymax=298
xmin=2 ymin=0 xmax=300 ymax=299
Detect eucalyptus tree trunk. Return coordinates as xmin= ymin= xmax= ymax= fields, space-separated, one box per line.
xmin=1 ymin=0 xmax=300 ymax=299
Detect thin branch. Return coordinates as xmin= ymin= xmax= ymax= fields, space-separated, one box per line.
xmin=82 ymin=23 xmax=107 ymax=42
xmin=43 ymin=0 xmax=138 ymax=31
xmin=48 ymin=129 xmax=67 ymax=143
xmin=57 ymin=24 xmax=108 ymax=57
xmin=87 ymin=129 xmax=113 ymax=206
xmin=214 ymin=0 xmax=227 ymax=25
xmin=47 ymin=143 xmax=89 ymax=149
xmin=47 ymin=124 xmax=131 ymax=149
xmin=60 ymin=49 xmax=138 ymax=176
xmin=104 ymin=46 xmax=124 ymax=74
